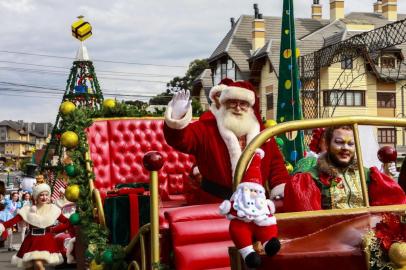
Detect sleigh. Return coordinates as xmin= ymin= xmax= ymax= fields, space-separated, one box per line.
xmin=85 ymin=116 xmax=406 ymax=270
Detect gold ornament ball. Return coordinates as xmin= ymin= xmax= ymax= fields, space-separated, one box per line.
xmin=89 ymin=260 xmax=103 ymax=270
xmin=65 ymin=184 xmax=80 ymax=202
xmin=61 ymin=131 xmax=79 ymax=148
xmin=103 ymin=99 xmax=116 ymax=109
xmin=389 ymin=242 xmax=406 ymax=267
xmin=264 ymin=119 xmax=277 ymax=128
xmin=60 ymin=101 xmax=76 ymax=115
xmin=286 ymin=163 xmax=294 ymax=174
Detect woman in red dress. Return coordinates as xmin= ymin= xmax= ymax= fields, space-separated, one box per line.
xmin=0 ymin=183 xmax=70 ymax=270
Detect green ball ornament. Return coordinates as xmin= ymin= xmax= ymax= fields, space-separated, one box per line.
xmin=102 ymin=249 xmax=114 ymax=264
xmin=276 ymin=137 xmax=284 ymax=147
xmin=85 ymin=249 xmax=95 ymax=260
xmin=65 ymin=164 xmax=76 ymax=177
xmin=69 ymin=212 xmax=81 ymax=225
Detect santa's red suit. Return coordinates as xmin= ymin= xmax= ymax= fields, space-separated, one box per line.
xmin=164 ymin=80 xmax=290 ymax=202
xmin=219 ymin=151 xmax=280 ymax=268
xmin=0 ymin=184 xmax=71 ymax=269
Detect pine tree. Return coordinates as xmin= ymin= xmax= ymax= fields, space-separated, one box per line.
xmin=276 ymin=0 xmax=305 ymax=165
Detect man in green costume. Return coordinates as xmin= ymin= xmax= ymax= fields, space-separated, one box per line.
xmin=284 ymin=125 xmax=406 ymax=211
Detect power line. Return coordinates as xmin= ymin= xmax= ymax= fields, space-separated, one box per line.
xmin=0 ymin=60 xmax=179 ymax=77
xmin=0 ymin=66 xmax=170 ymax=83
xmin=0 ymin=50 xmax=186 ymax=68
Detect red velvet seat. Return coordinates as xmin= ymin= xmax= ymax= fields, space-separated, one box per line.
xmin=86 ymin=118 xmax=195 ymax=201
xmin=165 ymin=204 xmax=232 ymax=270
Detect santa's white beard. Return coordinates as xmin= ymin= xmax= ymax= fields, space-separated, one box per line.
xmin=231 ymin=184 xmax=270 ymax=220
xmin=218 ymin=106 xmax=258 ymax=137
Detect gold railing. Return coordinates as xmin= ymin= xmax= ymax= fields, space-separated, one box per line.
xmin=234 ymin=115 xmax=406 ymax=219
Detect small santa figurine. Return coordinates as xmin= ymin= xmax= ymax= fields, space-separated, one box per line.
xmin=219 ymin=150 xmax=280 ymax=268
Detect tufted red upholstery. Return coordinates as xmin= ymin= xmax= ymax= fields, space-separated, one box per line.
xmin=164 ymin=204 xmax=232 ymax=270
xmin=86 ymin=118 xmax=195 ymax=200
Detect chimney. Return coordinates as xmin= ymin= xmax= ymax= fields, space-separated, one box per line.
xmin=330 ymin=0 xmax=345 ymax=21
xmin=312 ymin=0 xmax=322 ymax=20
xmin=252 ymin=4 xmax=265 ymax=51
xmin=230 ymin=17 xmax=235 ymax=28
xmin=374 ymin=1 xmax=382 ymax=13
xmin=382 ymin=0 xmax=397 ymax=21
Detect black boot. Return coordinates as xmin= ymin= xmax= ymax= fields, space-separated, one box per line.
xmin=245 ymin=252 xmax=261 ymax=268
xmin=264 ymin=238 xmax=281 ymax=257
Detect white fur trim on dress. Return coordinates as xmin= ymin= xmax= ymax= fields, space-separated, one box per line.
xmin=18 ymin=204 xmax=61 ymax=228
xmin=270 ymin=183 xmax=286 ymax=200
xmin=64 ymin=237 xmax=76 ymax=264
xmin=219 ymin=87 xmax=255 ymax=106
xmin=164 ymin=101 xmax=193 ymax=130
xmin=219 ymin=200 xmax=231 ymax=215
xmin=12 ymin=251 xmax=64 ymax=268
xmin=215 ymin=113 xmax=260 ymax=178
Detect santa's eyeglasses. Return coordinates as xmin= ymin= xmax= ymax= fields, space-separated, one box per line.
xmin=226 ymin=99 xmax=250 ymax=110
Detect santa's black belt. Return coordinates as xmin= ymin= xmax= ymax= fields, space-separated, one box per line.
xmin=201 ymin=178 xmax=232 ymax=199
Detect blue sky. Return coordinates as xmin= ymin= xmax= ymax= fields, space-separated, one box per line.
xmin=0 ymin=0 xmax=405 ymax=123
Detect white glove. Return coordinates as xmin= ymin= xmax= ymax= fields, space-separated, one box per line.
xmin=270 ymin=183 xmax=285 ymax=200
xmin=388 ymin=162 xmax=399 ymax=178
xmin=219 ymin=200 xmax=231 ymax=215
xmin=169 ymin=90 xmax=192 ymax=120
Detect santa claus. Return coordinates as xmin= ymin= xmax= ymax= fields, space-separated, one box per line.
xmin=219 ymin=150 xmax=280 ymax=268
xmin=164 ymin=79 xmax=289 ymax=203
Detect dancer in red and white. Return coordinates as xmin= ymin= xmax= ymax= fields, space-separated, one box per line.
xmin=0 ymin=183 xmax=70 ymax=270
xmin=219 ymin=150 xmax=280 ymax=268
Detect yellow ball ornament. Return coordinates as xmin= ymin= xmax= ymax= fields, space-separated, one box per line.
xmin=264 ymin=119 xmax=277 ymax=128
xmin=60 ymin=101 xmax=76 ymax=115
xmin=103 ymin=99 xmax=116 ymax=109
xmin=61 ymin=131 xmax=79 ymax=148
xmin=89 ymin=260 xmax=103 ymax=270
xmin=286 ymin=163 xmax=294 ymax=174
xmin=65 ymin=184 xmax=80 ymax=202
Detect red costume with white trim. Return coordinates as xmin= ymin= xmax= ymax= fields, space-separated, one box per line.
xmin=0 ymin=184 xmax=70 ymax=269
xmin=164 ymin=80 xmax=290 ymax=202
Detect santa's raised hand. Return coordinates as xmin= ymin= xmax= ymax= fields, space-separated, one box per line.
xmin=169 ymin=90 xmax=192 ymax=120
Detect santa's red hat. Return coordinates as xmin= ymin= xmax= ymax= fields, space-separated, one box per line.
xmin=209 ymin=78 xmax=234 ymax=103
xmin=219 ymin=81 xmax=256 ymax=106
xmin=239 ymin=149 xmax=265 ymax=190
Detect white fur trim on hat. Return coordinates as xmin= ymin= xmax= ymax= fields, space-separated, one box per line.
xmin=164 ymin=101 xmax=193 ymax=130
xmin=32 ymin=183 xmax=51 ymax=200
xmin=219 ymin=86 xmax=255 ymax=106
xmin=236 ymin=182 xmax=265 ymax=193
xmin=255 ymin=149 xmax=265 ymax=159
xmin=209 ymin=84 xmax=228 ymax=102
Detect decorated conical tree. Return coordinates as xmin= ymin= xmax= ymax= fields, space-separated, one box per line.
xmin=40 ymin=16 xmax=103 ymax=174
xmin=276 ymin=0 xmax=305 ymax=165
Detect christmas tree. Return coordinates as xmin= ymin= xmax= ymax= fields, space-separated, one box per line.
xmin=276 ymin=0 xmax=305 ymax=165
xmin=40 ymin=16 xmax=103 ymax=178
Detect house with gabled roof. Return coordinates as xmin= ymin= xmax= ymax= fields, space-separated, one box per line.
xmin=204 ymin=0 xmax=406 ymax=146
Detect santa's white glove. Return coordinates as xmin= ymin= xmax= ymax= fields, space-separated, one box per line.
xmin=219 ymin=200 xmax=231 ymax=215
xmin=270 ymin=183 xmax=285 ymax=200
xmin=388 ymin=162 xmax=400 ymax=178
xmin=169 ymin=90 xmax=192 ymax=120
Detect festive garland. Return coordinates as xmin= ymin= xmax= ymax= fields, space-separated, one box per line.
xmin=56 ymin=100 xmax=174 ymax=269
